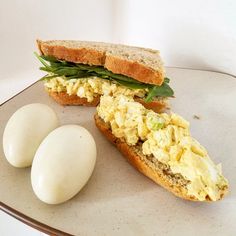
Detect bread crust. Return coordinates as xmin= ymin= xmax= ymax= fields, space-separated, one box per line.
xmin=38 ymin=41 xmax=105 ymax=66
xmin=105 ymin=55 xmax=163 ymax=85
xmin=37 ymin=40 xmax=164 ymax=85
xmin=48 ymin=91 xmax=100 ymax=106
xmin=48 ymin=91 xmax=166 ymax=112
xmin=94 ymin=114 xmax=228 ymax=201
xmin=134 ymin=98 xmax=167 ymax=113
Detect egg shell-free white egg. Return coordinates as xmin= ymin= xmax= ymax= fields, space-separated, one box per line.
xmin=31 ymin=125 xmax=97 ymax=204
xmin=3 ymin=103 xmax=59 ymax=168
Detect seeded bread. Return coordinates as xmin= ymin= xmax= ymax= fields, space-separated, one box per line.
xmin=37 ymin=40 xmax=165 ymax=85
xmin=48 ymin=90 xmax=167 ymax=112
xmin=94 ymin=114 xmax=228 ymax=201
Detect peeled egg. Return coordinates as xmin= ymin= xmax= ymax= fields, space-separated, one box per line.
xmin=3 ymin=103 xmax=59 ymax=167
xmin=31 ymin=125 xmax=97 ymax=204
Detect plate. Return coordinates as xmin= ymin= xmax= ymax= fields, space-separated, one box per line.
xmin=0 ymin=68 xmax=236 ymax=236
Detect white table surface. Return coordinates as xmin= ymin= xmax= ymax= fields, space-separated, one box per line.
xmin=0 ymin=211 xmax=42 ymax=236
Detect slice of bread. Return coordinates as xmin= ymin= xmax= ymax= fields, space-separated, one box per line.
xmin=48 ymin=91 xmax=100 ymax=106
xmin=94 ymin=114 xmax=228 ymax=201
xmin=37 ymin=40 xmax=165 ymax=85
xmin=48 ymin=90 xmax=167 ymax=112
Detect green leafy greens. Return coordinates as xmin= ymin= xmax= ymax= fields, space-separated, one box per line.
xmin=34 ymin=52 xmax=174 ymax=102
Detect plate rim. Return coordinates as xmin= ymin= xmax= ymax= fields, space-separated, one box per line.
xmin=0 ymin=202 xmax=72 ymax=236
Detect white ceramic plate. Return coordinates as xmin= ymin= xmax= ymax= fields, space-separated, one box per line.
xmin=0 ymin=68 xmax=235 ymax=236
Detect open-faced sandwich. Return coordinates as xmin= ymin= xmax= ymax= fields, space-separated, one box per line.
xmin=95 ymin=95 xmax=229 ymax=201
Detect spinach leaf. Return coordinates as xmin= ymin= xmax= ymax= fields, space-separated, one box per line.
xmin=35 ymin=52 xmax=174 ymax=101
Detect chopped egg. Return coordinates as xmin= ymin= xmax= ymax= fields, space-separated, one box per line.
xmin=97 ymin=95 xmax=228 ymax=201
xmin=44 ymin=76 xmax=147 ymax=102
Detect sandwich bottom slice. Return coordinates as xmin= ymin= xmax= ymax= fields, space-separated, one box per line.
xmin=94 ymin=95 xmax=229 ymax=201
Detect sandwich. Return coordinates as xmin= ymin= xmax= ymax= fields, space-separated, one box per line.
xmin=35 ymin=40 xmax=174 ymax=112
xmin=94 ymin=95 xmax=229 ymax=201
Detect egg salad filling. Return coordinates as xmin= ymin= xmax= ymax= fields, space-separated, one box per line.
xmin=35 ymin=53 xmax=174 ymax=102
xmin=97 ymin=95 xmax=228 ymax=201
xmin=44 ymin=76 xmax=147 ymax=102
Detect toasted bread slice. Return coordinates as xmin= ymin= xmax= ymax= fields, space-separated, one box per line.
xmin=48 ymin=91 xmax=100 ymax=106
xmin=37 ymin=40 xmax=164 ymax=85
xmin=94 ymin=114 xmax=228 ymax=201
xmin=48 ymin=91 xmax=167 ymax=112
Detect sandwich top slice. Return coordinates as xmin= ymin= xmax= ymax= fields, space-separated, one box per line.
xmin=35 ymin=40 xmax=174 ymax=112
xmin=95 ymin=95 xmax=229 ymax=201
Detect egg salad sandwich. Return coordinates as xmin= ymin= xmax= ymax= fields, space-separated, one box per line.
xmin=35 ymin=40 xmax=174 ymax=112
xmin=94 ymin=95 xmax=229 ymax=201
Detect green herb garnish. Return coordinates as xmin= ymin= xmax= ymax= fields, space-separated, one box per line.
xmin=34 ymin=52 xmax=174 ymax=102
xmin=148 ymin=116 xmax=165 ymax=130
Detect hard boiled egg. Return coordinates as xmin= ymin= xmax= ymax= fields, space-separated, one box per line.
xmin=31 ymin=125 xmax=97 ymax=204
xmin=3 ymin=103 xmax=59 ymax=167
